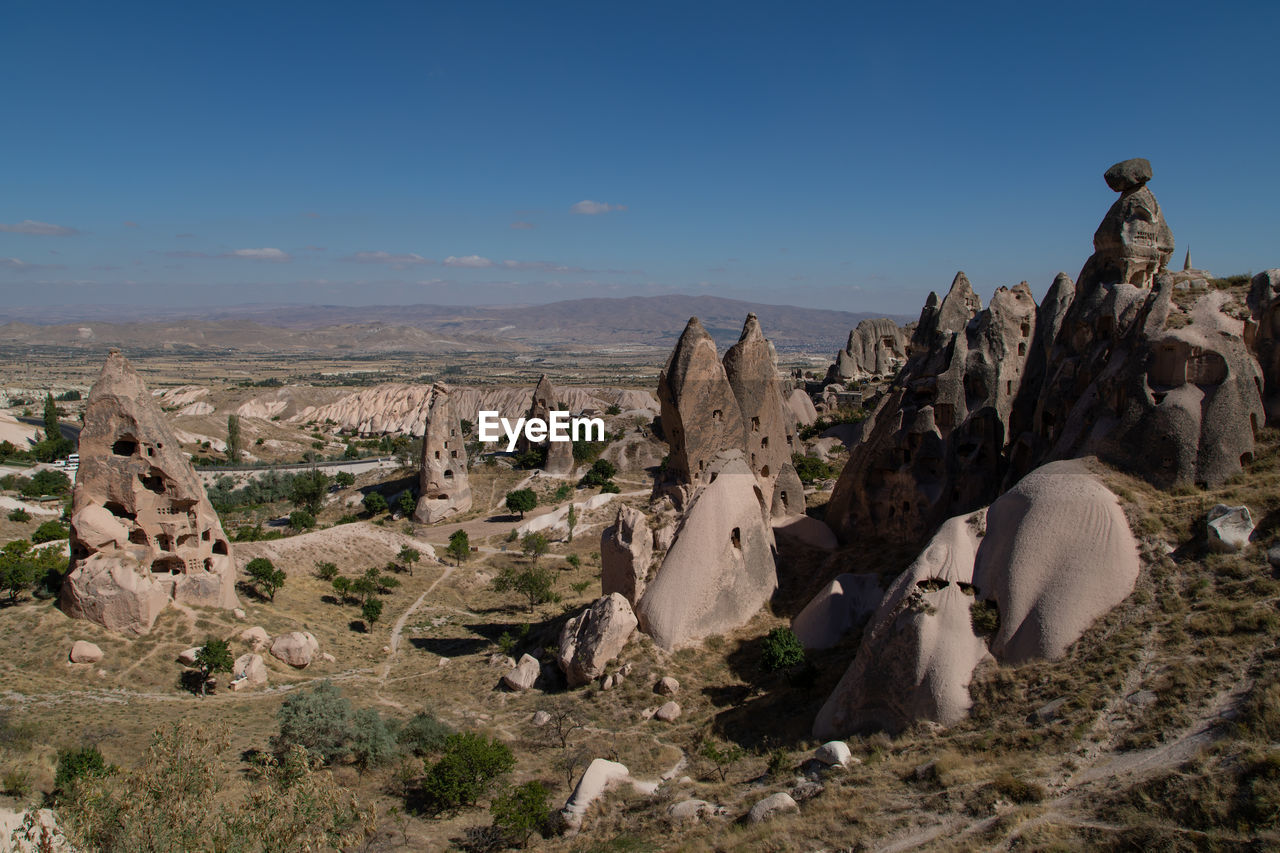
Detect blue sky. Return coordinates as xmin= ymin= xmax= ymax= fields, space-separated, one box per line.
xmin=1 ymin=1 xmax=1276 ymax=316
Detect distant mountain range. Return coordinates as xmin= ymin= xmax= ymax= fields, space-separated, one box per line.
xmin=0 ymin=295 xmax=912 ymax=354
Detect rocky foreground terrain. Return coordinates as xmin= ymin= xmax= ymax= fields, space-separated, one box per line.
xmin=2 ymin=160 xmax=1280 ymax=852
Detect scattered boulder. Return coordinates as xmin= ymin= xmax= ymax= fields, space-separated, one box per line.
xmin=637 ymin=452 xmax=777 ymax=649
xmin=269 ymin=631 xmax=319 ymax=668
xmin=232 ymin=607 xmax=246 ymax=620
xmin=69 ymin=640 xmax=103 ymax=664
xmin=654 ymin=701 xmax=681 ymax=722
xmin=502 ymin=654 xmax=540 ymax=692
xmin=177 ymin=646 xmax=202 ymax=666
xmin=600 ymin=505 xmax=653 ymax=606
xmin=1206 ymin=504 xmax=1254 ymax=552
xmin=230 ymin=653 xmax=267 ymax=690
xmin=655 ymin=676 xmax=680 ymax=695
xmin=792 ymin=573 xmax=884 ymax=650
xmin=560 ymin=758 xmax=637 ymax=836
xmin=652 ymin=522 xmax=678 ymax=552
xmin=412 ymin=383 xmax=472 ymax=524
xmin=532 ymin=710 xmax=551 ymax=727
xmin=814 ymin=741 xmax=853 ymax=767
xmin=239 ymin=626 xmax=271 ymax=650
xmin=668 ymin=799 xmax=723 ymax=823
xmin=489 ymin=653 xmax=516 ymax=669
xmin=62 ymin=350 xmax=238 ymax=635
xmin=1103 ymin=157 xmax=1153 ymax=192
xmin=558 ymin=593 xmax=638 ymax=687
xmin=748 ymin=792 xmax=799 ymax=824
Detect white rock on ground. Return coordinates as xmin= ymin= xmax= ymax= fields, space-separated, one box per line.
xmin=814 ymin=741 xmax=853 ymax=767
xmin=1207 ymin=504 xmax=1254 ymax=552
xmin=559 ymin=758 xmax=660 ymax=836
xmin=557 ymin=593 xmax=638 ymax=687
xmin=230 ymin=653 xmax=267 ymax=690
xmin=177 ymin=646 xmax=202 ymax=666
xmin=502 ymin=654 xmax=540 ymax=691
xmin=240 ymin=626 xmax=271 ymax=650
xmin=69 ymin=641 xmax=103 ymax=664
xmin=655 ymin=676 xmax=680 ymax=695
xmin=269 ymin=631 xmax=318 ymax=668
xmin=654 ymin=701 xmax=681 ymax=722
xmin=748 ymin=792 xmax=799 ymax=823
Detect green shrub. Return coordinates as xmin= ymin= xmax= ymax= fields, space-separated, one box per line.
xmin=422 ymin=733 xmax=515 ymax=812
xmin=792 ymin=453 xmax=837 ymax=485
xmin=7 ymin=508 xmax=30 ymax=522
xmin=577 ymin=459 xmax=617 ymax=489
xmin=334 ymin=471 xmax=356 ymax=488
xmin=273 ymin=681 xmax=354 ymax=765
xmin=32 ymin=520 xmax=68 ymax=543
xmin=505 ymin=489 xmax=537 ymax=518
xmin=55 ymin=745 xmax=107 ymax=794
xmin=350 ymin=708 xmax=396 ymax=772
xmin=760 ymin=627 xmax=806 ymax=673
xmin=363 ymin=491 xmax=388 ymax=515
xmin=314 ymin=561 xmax=339 ymax=581
xmin=245 ymin=557 xmax=286 ymax=601
xmin=399 ymin=711 xmax=453 ymax=756
xmin=289 ymin=509 xmax=315 ymax=531
xmin=490 ymin=780 xmax=551 ymax=846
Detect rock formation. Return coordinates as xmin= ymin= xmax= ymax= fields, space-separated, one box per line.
xmin=791 ymin=572 xmax=884 ymax=650
xmin=786 ymin=387 xmax=819 ymax=428
xmin=1077 ymin=157 xmax=1174 ymax=291
xmin=502 ymin=654 xmax=541 ymax=691
xmin=825 ymin=318 xmax=908 ymax=383
xmin=827 ymin=160 xmax=1266 ymax=544
xmin=636 ymin=451 xmax=777 ymax=649
xmin=63 ymin=350 xmax=238 ymax=635
xmin=557 ymin=593 xmax=638 ymax=686
xmin=656 ymin=318 xmax=747 ymax=496
xmin=814 ymin=514 xmax=991 ymax=737
xmin=412 ymin=383 xmax=472 ymax=524
xmin=270 ymin=631 xmax=319 ymax=668
xmin=520 ymin=375 xmax=575 ymax=476
xmin=600 ymin=505 xmax=653 ymax=606
xmin=1247 ymin=269 xmax=1280 ymax=421
xmin=722 ymin=314 xmax=799 ymax=512
xmin=816 ymin=461 xmax=1139 ymax=737
xmin=972 ymin=461 xmax=1139 ymax=664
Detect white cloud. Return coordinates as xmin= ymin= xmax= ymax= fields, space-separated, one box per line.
xmin=340 ymin=251 xmax=432 ymax=270
xmin=444 ymin=255 xmax=494 ymax=268
xmin=570 ymin=200 xmax=626 ymax=215
xmin=0 ymin=219 xmax=79 ymax=236
xmin=226 ymin=248 xmax=291 ymax=262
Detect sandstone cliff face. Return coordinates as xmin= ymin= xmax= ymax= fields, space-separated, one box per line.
xmin=1246 ymin=269 xmax=1280 ymax=422
xmin=827 ymin=160 xmax=1266 ymax=544
xmin=63 ymin=350 xmax=238 ymax=635
xmin=518 ymin=375 xmax=575 ymax=476
xmin=412 ymin=384 xmax=472 ymax=524
xmin=825 ymin=318 xmax=908 ymax=383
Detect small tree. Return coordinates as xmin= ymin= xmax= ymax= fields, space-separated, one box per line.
xmin=698 ymin=738 xmax=746 ymax=782
xmin=492 ymin=564 xmax=556 ymax=612
xmin=315 ymin=560 xmax=339 ymax=581
xmin=396 ymin=545 xmax=421 ymax=576
xmin=289 ymin=509 xmax=316 ymax=531
xmin=399 ymin=710 xmax=453 ymax=756
xmin=0 ymin=540 xmax=37 ymax=603
xmin=760 ymin=626 xmax=806 ymax=673
xmin=273 ymin=680 xmax=354 ymax=764
xmin=42 ymin=393 xmax=60 ymax=442
xmin=291 ymin=469 xmax=330 ymax=515
xmin=8 ymin=507 xmax=31 ymax=522
xmin=332 ymin=576 xmax=352 ymax=603
xmin=445 ymin=530 xmax=470 ymax=566
xmin=363 ymin=491 xmax=389 ymax=516
xmin=490 ymin=780 xmax=551 ymax=847
xmin=54 ymin=745 xmax=107 ymax=796
xmin=32 ymin=520 xmax=68 ymax=543
xmin=334 ymin=471 xmax=356 ymax=488
xmin=577 ymin=459 xmax=617 ymax=489
xmin=521 ymin=531 xmax=549 ymax=565
xmin=362 ymin=597 xmax=384 ymax=632
xmin=349 ymin=707 xmax=395 ymax=772
xmin=226 ymin=414 xmax=242 ymax=462
xmin=193 ymin=638 xmax=234 ymax=696
xmin=246 ymin=557 xmax=286 ymax=602
xmin=566 ymin=504 xmax=576 ymax=543
xmin=422 ymin=732 xmax=515 ymax=812
xmin=397 ymin=491 xmax=416 ymax=518
xmin=505 ymin=488 xmax=536 ymax=519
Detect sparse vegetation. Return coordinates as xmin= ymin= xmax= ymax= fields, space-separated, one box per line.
xmin=505 ymin=488 xmax=537 ymax=518
xmin=245 ymin=556 xmax=286 ymax=601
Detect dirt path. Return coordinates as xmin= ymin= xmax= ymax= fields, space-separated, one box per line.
xmin=378 ymin=566 xmax=454 ymax=684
